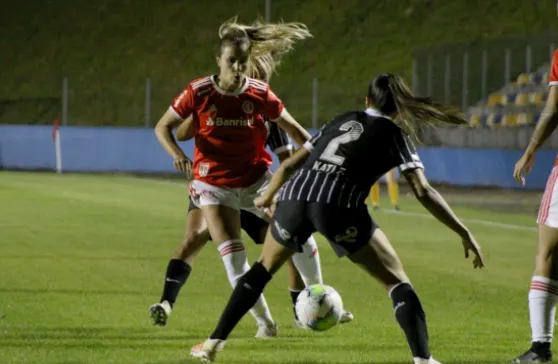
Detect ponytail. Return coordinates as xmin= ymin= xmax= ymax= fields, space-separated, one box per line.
xmin=369 ymin=74 xmax=469 ymax=141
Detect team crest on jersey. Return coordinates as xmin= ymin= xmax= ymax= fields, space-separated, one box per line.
xmin=199 ymin=163 xmax=210 ymax=177
xmin=242 ymin=100 xmax=255 ymax=114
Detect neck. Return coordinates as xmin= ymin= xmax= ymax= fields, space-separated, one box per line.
xmin=217 ymin=76 xmax=244 ymax=92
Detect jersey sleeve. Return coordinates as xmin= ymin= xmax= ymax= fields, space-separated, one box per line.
xmin=390 ymin=131 xmax=424 ymax=172
xmin=266 ymin=122 xmax=293 ymax=155
xmin=262 ymin=87 xmax=285 ymax=121
xmin=550 ymin=49 xmax=558 ymax=87
xmin=169 ymin=84 xmax=195 ymax=120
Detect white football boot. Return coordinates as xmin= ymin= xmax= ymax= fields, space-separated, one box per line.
xmin=254 ymin=322 xmax=278 ymax=338
xmin=414 ymin=357 xmax=441 ymax=364
xmin=149 ymin=300 xmax=172 ymax=326
xmin=339 ymin=309 xmax=354 ymax=324
xmin=190 ymin=339 xmax=226 ymax=362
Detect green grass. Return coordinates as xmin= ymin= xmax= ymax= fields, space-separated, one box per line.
xmin=0 ymin=171 xmax=548 ymax=363
xmin=1 ymin=0 xmax=557 ymax=126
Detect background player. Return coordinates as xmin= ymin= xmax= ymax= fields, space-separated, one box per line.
xmin=153 ymin=18 xmax=319 ymax=337
xmin=370 ymin=168 xmax=400 ymax=210
xmin=190 ymin=73 xmax=485 ymax=364
xmin=512 ymin=43 xmax=558 ymax=363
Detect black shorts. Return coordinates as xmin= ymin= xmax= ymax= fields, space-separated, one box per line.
xmin=188 ymin=196 xmax=268 ymax=244
xmin=271 ymin=200 xmax=378 ymax=257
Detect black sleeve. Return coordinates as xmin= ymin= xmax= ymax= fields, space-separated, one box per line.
xmin=266 ymin=122 xmax=293 ymax=155
xmin=390 ymin=131 xmax=424 ymax=172
xmin=302 ymin=123 xmax=328 ymax=152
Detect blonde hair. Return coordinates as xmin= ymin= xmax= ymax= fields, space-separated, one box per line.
xmin=218 ymin=17 xmax=312 ymax=82
xmin=368 ymin=73 xmax=469 ymax=141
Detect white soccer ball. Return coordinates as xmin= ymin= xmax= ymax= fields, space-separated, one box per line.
xmin=295 ymin=284 xmax=344 ymax=331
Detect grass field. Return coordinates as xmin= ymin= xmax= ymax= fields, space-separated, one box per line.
xmin=0 ymin=171 xmax=550 ymax=363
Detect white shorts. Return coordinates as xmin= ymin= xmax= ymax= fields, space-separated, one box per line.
xmin=537 ymin=166 xmax=558 ymax=228
xmin=189 ymin=171 xmax=271 ymax=218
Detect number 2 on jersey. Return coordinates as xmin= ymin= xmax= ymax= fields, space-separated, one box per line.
xmin=319 ymin=121 xmax=364 ymax=165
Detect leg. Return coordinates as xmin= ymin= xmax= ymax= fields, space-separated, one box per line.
xmin=514 ymin=168 xmax=558 ymax=363
xmin=386 ymin=168 xmax=400 ymax=210
xmin=370 ymin=182 xmax=380 ymax=210
xmin=202 ymin=204 xmax=275 ymax=334
xmin=191 ymin=232 xmax=295 ymax=362
xmin=150 ymin=206 xmax=209 ymax=326
xmin=348 ymin=229 xmax=433 ymax=363
xmin=514 ymin=224 xmax=558 ymax=363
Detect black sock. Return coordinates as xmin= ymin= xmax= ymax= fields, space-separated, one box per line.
xmin=390 ymin=283 xmax=430 ymax=359
xmin=290 ymin=290 xmax=302 ymax=319
xmin=210 ymin=262 xmax=272 ymax=340
xmin=160 ymin=259 xmax=191 ymax=308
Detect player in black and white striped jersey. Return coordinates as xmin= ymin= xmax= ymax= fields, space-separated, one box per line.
xmin=191 ymin=73 xmax=485 ymax=364
xmin=150 ymin=112 xmax=354 ymax=330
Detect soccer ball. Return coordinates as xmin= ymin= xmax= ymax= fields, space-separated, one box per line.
xmin=295 ymin=284 xmax=343 ymax=331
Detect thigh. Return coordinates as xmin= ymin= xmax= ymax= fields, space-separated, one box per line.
xmin=240 ymin=209 xmax=269 ymax=245
xmin=347 ymin=228 xmax=410 ymax=291
xmin=190 ymin=180 xmax=240 ymax=211
xmin=309 ymin=203 xmax=376 ymax=258
xmin=239 ymin=171 xmax=272 ymax=218
xmin=200 ymin=204 xmax=241 ymax=245
xmin=270 ymin=200 xmax=315 ymax=253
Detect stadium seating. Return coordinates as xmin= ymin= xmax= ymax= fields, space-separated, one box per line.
xmin=468 ymin=64 xmax=548 ymax=128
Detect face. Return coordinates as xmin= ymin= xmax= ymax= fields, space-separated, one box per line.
xmin=217 ymin=43 xmax=250 ymax=90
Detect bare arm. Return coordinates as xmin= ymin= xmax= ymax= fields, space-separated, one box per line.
xmin=274 ymin=109 xmax=312 ymax=147
xmin=175 ymin=115 xmax=197 ymax=141
xmin=154 ymin=109 xmax=188 ymax=160
xmin=404 ymin=168 xmax=468 ymax=238
xmin=524 ymin=86 xmax=558 ymax=155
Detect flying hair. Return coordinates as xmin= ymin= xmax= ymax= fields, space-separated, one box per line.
xmin=368 ymin=73 xmax=469 ymax=141
xmin=218 ymin=16 xmax=313 ymax=82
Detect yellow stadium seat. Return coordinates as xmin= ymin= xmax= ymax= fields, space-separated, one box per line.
xmin=486 ymin=113 xmax=502 ymax=128
xmin=517 ymin=73 xmax=529 ymax=85
xmin=469 ymin=114 xmax=481 ymax=127
xmin=514 ymin=93 xmax=527 ymax=105
xmin=517 ymin=113 xmax=534 ymax=126
xmin=487 ymin=93 xmax=503 ymax=106
xmin=529 ymin=91 xmax=545 ymax=105
xmin=502 ymin=114 xmax=518 ymax=127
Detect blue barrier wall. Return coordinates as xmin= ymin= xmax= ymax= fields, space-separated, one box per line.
xmin=0 ymin=125 xmax=555 ymax=189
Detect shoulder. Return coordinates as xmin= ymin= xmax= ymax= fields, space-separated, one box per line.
xmin=187 ymin=76 xmax=213 ymax=95
xmin=246 ymin=77 xmax=270 ymax=93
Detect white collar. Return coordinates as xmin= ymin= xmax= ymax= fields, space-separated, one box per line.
xmin=365 ymin=108 xmax=393 ymax=120
xmin=210 ymin=75 xmax=249 ymax=96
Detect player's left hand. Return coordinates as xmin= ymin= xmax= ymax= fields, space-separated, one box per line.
xmin=254 ymin=194 xmax=273 ymax=210
xmin=514 ymin=152 xmax=535 ymax=186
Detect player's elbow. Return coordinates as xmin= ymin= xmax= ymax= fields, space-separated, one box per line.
xmin=404 ymin=169 xmax=431 ymax=200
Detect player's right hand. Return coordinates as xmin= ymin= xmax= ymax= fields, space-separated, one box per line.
xmin=254 ymin=194 xmax=273 ymax=210
xmin=461 ymin=231 xmax=484 ymax=269
xmin=514 ymin=152 xmax=535 ymax=186
xmin=173 ymin=157 xmax=193 ymax=179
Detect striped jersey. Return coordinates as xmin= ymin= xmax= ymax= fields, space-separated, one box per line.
xmin=278 ymin=108 xmax=424 ymax=208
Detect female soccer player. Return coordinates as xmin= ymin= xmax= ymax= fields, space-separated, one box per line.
xmin=153 ymin=18 xmax=349 ymax=337
xmin=512 ymin=45 xmax=558 ymax=363
xmin=370 ymin=168 xmax=400 ymax=210
xmin=190 ymin=73 xmax=485 ymax=364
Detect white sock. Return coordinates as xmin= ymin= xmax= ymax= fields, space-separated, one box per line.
xmin=529 ymin=276 xmax=558 ymax=343
xmin=291 ymin=235 xmax=323 ymax=286
xmin=218 ymin=239 xmax=274 ymax=326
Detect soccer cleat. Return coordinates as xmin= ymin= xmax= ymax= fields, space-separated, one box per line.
xmin=190 ymin=339 xmax=226 ymax=362
xmin=339 ymin=310 xmax=354 ymax=324
xmin=149 ymin=300 xmax=172 ymax=326
xmin=254 ymin=322 xmax=278 ymax=338
xmin=414 ymin=357 xmax=441 ymax=364
xmin=372 ymin=205 xmax=380 ymax=211
xmin=394 ymin=205 xmax=401 ymax=211
xmin=512 ymin=349 xmax=552 ymax=363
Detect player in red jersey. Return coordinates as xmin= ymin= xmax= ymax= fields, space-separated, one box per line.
xmin=512 ymin=44 xmax=558 ymax=363
xmin=153 ymin=18 xmax=331 ymax=338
